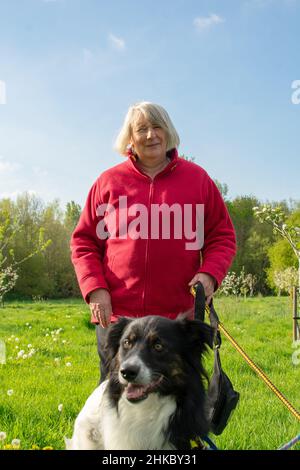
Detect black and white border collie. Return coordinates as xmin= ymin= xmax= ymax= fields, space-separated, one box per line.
xmin=66 ymin=315 xmax=213 ymax=450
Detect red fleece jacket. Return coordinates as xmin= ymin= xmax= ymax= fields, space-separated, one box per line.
xmin=70 ymin=149 xmax=236 ymax=323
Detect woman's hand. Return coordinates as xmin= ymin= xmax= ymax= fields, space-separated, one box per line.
xmin=89 ymin=288 xmax=112 ymax=328
xmin=188 ymin=272 xmax=216 ymax=305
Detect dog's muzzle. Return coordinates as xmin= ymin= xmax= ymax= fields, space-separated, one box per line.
xmin=119 ymin=360 xmax=163 ymax=403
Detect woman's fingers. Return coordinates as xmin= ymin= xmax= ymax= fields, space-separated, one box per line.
xmin=188 ymin=272 xmax=216 ymax=304
xmin=90 ymin=303 xmax=112 ymax=328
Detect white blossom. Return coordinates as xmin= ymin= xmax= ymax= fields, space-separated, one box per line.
xmin=11 ymin=438 xmax=20 ymax=448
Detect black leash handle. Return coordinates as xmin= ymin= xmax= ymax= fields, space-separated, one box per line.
xmin=194 ymin=282 xmax=221 ymax=347
xmin=194 ymin=281 xmax=206 ymax=321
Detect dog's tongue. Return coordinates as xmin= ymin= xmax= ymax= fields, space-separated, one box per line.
xmin=126 ymin=384 xmax=147 ymax=400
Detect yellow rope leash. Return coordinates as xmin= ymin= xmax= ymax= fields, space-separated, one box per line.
xmin=204 ymin=305 xmax=300 ymax=423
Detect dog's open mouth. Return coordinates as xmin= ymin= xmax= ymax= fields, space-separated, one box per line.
xmin=125 ymin=376 xmax=163 ymax=403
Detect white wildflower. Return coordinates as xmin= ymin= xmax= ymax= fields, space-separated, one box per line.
xmin=22 ymin=354 xmax=28 ymax=359
xmin=0 ymin=431 xmax=7 ymax=441
xmin=58 ymin=404 xmax=63 ymax=412
xmin=17 ymin=350 xmax=25 ymax=358
xmin=66 ymin=362 xmax=72 ymax=367
xmin=27 ymin=344 xmax=32 ymax=349
xmin=11 ymin=438 xmax=20 ymax=448
xmin=7 ymin=390 xmax=13 ymax=396
xmin=15 ymin=338 xmax=19 ymax=342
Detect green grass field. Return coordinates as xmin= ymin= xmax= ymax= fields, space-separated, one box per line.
xmin=0 ymin=296 xmax=299 ymax=450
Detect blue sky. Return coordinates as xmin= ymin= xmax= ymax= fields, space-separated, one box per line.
xmin=0 ymin=0 xmax=299 ymax=209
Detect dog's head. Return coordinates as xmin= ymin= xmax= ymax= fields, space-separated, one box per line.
xmin=105 ymin=315 xmax=214 ymax=404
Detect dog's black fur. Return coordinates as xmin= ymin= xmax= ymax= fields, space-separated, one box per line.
xmin=104 ymin=315 xmax=214 ymax=450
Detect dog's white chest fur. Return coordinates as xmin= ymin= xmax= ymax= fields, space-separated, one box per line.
xmin=101 ymin=389 xmax=176 ymax=450
xmin=66 ymin=380 xmax=177 ymax=450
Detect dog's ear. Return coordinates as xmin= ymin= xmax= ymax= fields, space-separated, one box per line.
xmin=104 ymin=317 xmax=132 ymax=365
xmin=177 ymin=318 xmax=215 ymax=350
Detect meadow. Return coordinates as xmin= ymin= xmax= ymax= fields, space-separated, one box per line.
xmin=0 ymin=296 xmax=299 ymax=450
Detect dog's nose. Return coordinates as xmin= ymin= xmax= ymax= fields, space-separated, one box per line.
xmin=120 ymin=364 xmax=140 ymax=382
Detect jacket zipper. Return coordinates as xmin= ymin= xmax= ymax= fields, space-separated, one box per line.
xmin=142 ymin=179 xmax=154 ymax=315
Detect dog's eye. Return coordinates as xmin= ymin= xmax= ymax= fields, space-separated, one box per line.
xmin=123 ymin=339 xmax=131 ymax=349
xmin=153 ymin=343 xmax=164 ymax=352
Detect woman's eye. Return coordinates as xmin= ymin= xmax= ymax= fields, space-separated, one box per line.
xmin=153 ymin=343 xmax=163 ymax=352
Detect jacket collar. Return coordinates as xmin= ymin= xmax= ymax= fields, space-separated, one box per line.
xmin=126 ymin=148 xmax=179 ymax=179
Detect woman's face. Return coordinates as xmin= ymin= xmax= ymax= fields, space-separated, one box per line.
xmin=130 ymin=115 xmax=167 ymax=161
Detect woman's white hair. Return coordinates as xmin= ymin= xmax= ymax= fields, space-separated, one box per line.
xmin=114 ymin=101 xmax=180 ymax=155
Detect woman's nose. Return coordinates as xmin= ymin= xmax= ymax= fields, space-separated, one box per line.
xmin=146 ymin=127 xmax=155 ymax=138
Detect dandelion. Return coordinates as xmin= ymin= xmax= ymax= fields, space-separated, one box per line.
xmin=66 ymin=362 xmax=72 ymax=367
xmin=11 ymin=439 xmax=20 ymax=449
xmin=3 ymin=444 xmax=13 ymax=449
xmin=7 ymin=389 xmax=13 ymax=396
xmin=0 ymin=431 xmax=7 ymax=441
xmin=28 ymin=349 xmax=35 ymax=357
xmin=31 ymin=444 xmax=40 ymax=450
xmin=58 ymin=404 xmax=63 ymax=412
xmin=42 ymin=446 xmax=53 ymax=450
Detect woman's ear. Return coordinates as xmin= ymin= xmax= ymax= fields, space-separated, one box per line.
xmin=104 ymin=317 xmax=132 ymax=367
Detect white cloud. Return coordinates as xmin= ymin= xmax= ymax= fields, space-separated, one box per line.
xmin=108 ymin=33 xmax=126 ymax=51
xmin=0 ymin=80 xmax=6 ymax=105
xmin=0 ymin=157 xmax=21 ymax=174
xmin=194 ymin=14 xmax=225 ymax=32
xmin=0 ymin=190 xmax=37 ymax=200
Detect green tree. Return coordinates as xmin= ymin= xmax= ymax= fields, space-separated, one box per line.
xmin=64 ymin=201 xmax=81 ymax=232
xmin=0 ymin=195 xmax=51 ymax=304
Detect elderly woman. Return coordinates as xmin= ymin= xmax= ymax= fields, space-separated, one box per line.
xmin=71 ymin=101 xmax=236 ymax=381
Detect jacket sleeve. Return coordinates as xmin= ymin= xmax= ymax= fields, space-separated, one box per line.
xmin=70 ymin=181 xmax=108 ymax=303
xmin=197 ymin=175 xmax=236 ymax=288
